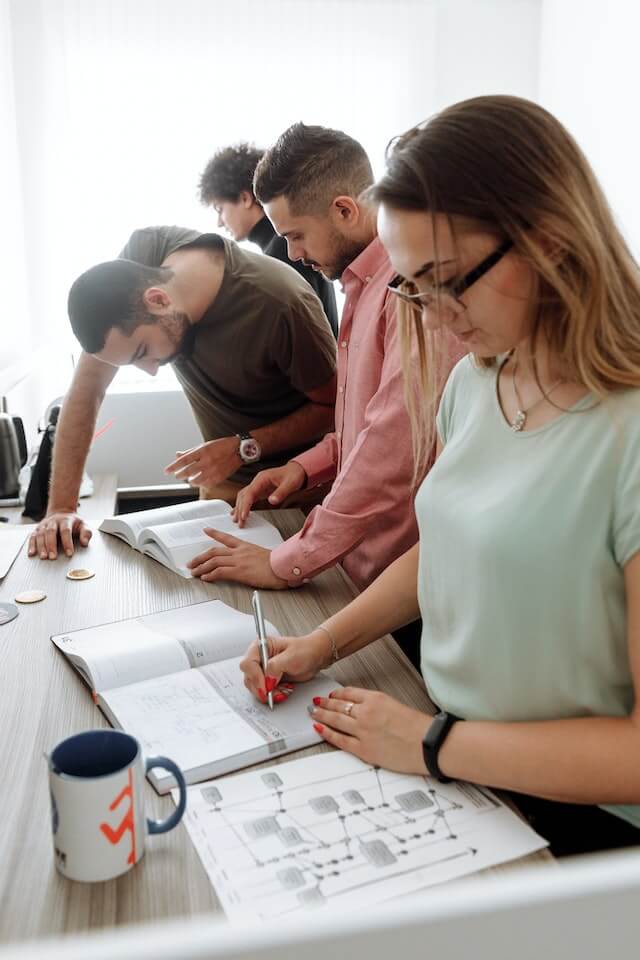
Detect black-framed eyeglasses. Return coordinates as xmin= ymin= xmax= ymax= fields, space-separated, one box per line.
xmin=387 ymin=239 xmax=513 ymax=312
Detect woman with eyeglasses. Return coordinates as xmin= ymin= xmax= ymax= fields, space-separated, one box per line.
xmin=240 ymin=95 xmax=640 ymax=856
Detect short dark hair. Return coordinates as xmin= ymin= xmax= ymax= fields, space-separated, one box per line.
xmin=253 ymin=123 xmax=373 ymax=214
xmin=68 ymin=260 xmax=173 ymax=353
xmin=198 ymin=143 xmax=265 ymax=205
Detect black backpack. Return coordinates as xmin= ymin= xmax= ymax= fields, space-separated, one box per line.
xmin=22 ymin=405 xmax=60 ymax=521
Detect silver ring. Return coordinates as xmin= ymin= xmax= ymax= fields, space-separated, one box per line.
xmin=344 ymin=701 xmax=355 ymax=717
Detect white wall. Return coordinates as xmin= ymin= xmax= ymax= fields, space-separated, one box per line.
xmin=85 ymin=387 xmax=201 ymax=487
xmin=0 ymin=0 xmax=29 ymax=364
xmin=434 ymin=0 xmax=540 ymax=108
xmin=539 ymin=0 xmax=640 ymax=257
xmin=0 ymin=0 xmax=33 ymax=434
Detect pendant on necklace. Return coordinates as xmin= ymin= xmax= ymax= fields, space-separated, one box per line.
xmin=512 ymin=410 xmax=526 ymax=432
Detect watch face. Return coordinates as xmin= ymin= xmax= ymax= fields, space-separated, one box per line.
xmin=239 ymin=438 xmax=261 ymax=463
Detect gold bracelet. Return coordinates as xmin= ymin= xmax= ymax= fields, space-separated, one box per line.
xmin=316 ymin=624 xmax=340 ymax=663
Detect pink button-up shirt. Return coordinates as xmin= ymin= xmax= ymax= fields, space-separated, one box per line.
xmin=269 ymin=236 xmax=418 ymax=591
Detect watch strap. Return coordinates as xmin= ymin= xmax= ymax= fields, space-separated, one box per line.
xmin=422 ymin=711 xmax=460 ymax=783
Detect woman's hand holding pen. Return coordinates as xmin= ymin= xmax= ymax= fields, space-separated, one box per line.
xmin=240 ymin=631 xmax=330 ymax=704
xmin=240 ymin=630 xmax=432 ymax=775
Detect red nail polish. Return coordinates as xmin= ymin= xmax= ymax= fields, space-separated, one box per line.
xmin=313 ymin=723 xmax=324 ymax=734
xmin=312 ymin=697 xmax=322 ymax=706
xmin=258 ymin=689 xmax=266 ymax=703
xmin=265 ymin=676 xmax=278 ymax=693
xmin=274 ymin=692 xmax=287 ymax=704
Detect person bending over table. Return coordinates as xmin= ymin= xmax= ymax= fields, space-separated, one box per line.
xmin=28 ymin=227 xmax=336 ymax=561
xmin=187 ymin=123 xmax=462 ymax=669
xmin=240 ymin=96 xmax=640 ymax=858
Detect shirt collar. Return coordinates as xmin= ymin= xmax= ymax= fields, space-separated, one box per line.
xmin=341 ymin=235 xmax=389 ymax=285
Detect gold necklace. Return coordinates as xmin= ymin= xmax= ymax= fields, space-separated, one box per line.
xmin=509 ymin=353 xmax=564 ymax=432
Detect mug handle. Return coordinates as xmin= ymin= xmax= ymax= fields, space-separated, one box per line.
xmin=145 ymin=755 xmax=187 ymax=835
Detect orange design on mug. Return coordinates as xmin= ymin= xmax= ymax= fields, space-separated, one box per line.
xmin=99 ymin=769 xmax=137 ymax=864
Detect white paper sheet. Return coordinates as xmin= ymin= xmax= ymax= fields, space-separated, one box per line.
xmin=176 ymin=751 xmax=547 ymax=921
xmin=0 ymin=523 xmax=34 ymax=578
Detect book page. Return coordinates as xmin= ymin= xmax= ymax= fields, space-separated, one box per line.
xmin=140 ymin=541 xmax=178 ymax=574
xmin=176 ymin=752 xmax=548 ymax=922
xmin=100 ymin=659 xmax=337 ymax=783
xmin=140 ymin=601 xmax=278 ymax=666
xmin=51 ymin=599 xmax=273 ymax=691
xmin=52 ymin=618 xmax=190 ymax=693
xmin=141 ymin=513 xmax=283 ymax=577
xmin=201 ymin=658 xmax=336 ymax=748
xmin=100 ymin=498 xmax=228 ymax=545
xmin=102 ymin=669 xmax=265 ymax=774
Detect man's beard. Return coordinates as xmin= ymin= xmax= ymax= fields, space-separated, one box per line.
xmin=310 ymin=228 xmax=369 ymax=281
xmin=158 ymin=311 xmax=196 ymax=364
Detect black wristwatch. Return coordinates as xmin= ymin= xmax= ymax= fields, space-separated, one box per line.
xmin=422 ymin=711 xmax=460 ymax=783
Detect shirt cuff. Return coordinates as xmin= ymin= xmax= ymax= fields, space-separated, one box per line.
xmin=270 ymin=539 xmax=311 ymax=587
xmin=292 ymin=446 xmax=336 ymax=488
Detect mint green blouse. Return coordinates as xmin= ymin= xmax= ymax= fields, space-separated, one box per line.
xmin=416 ymin=356 xmax=640 ymax=828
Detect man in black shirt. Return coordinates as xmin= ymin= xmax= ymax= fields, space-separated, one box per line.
xmin=199 ymin=143 xmax=339 ymax=336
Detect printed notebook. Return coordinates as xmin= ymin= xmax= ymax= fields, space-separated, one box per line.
xmin=99 ymin=498 xmax=283 ymax=578
xmin=51 ymin=599 xmax=338 ymax=794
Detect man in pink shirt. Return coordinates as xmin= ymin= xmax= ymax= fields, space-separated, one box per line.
xmin=188 ymin=124 xmax=431 ymax=666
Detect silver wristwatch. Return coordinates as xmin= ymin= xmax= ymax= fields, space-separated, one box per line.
xmin=236 ymin=432 xmax=261 ymax=464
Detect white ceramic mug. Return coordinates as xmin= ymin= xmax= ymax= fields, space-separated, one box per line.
xmin=48 ymin=729 xmax=187 ymax=883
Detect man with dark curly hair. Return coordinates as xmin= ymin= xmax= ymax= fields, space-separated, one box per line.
xmin=199 ymin=143 xmax=338 ymax=336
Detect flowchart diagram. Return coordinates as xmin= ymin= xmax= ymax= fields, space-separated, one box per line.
xmin=178 ymin=751 xmax=546 ymax=919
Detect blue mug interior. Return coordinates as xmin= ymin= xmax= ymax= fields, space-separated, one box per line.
xmin=51 ymin=730 xmax=138 ymax=779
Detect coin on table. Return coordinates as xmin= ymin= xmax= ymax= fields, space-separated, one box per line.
xmin=15 ymin=590 xmax=47 ymax=604
xmin=0 ymin=602 xmax=19 ymax=624
xmin=66 ymin=568 xmax=95 ymax=581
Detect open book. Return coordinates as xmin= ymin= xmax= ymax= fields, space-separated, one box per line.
xmin=51 ymin=600 xmax=338 ymax=794
xmin=99 ymin=499 xmax=283 ymax=578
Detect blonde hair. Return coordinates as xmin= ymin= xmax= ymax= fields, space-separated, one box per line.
xmin=371 ymin=95 xmax=640 ymax=478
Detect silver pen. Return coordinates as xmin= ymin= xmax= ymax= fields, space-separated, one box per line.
xmin=251 ymin=590 xmax=273 ymax=710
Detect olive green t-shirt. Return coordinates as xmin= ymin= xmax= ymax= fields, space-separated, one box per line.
xmin=416 ymin=355 xmax=640 ymax=830
xmin=118 ymin=226 xmax=337 ymax=479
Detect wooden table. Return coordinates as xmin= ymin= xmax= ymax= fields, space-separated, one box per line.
xmin=0 ymin=476 xmax=551 ymax=944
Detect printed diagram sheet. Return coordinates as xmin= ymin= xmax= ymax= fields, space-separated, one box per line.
xmin=177 ymin=751 xmax=547 ymax=920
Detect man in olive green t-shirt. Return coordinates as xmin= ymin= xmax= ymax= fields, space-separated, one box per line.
xmin=28 ymin=226 xmax=336 ymax=563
